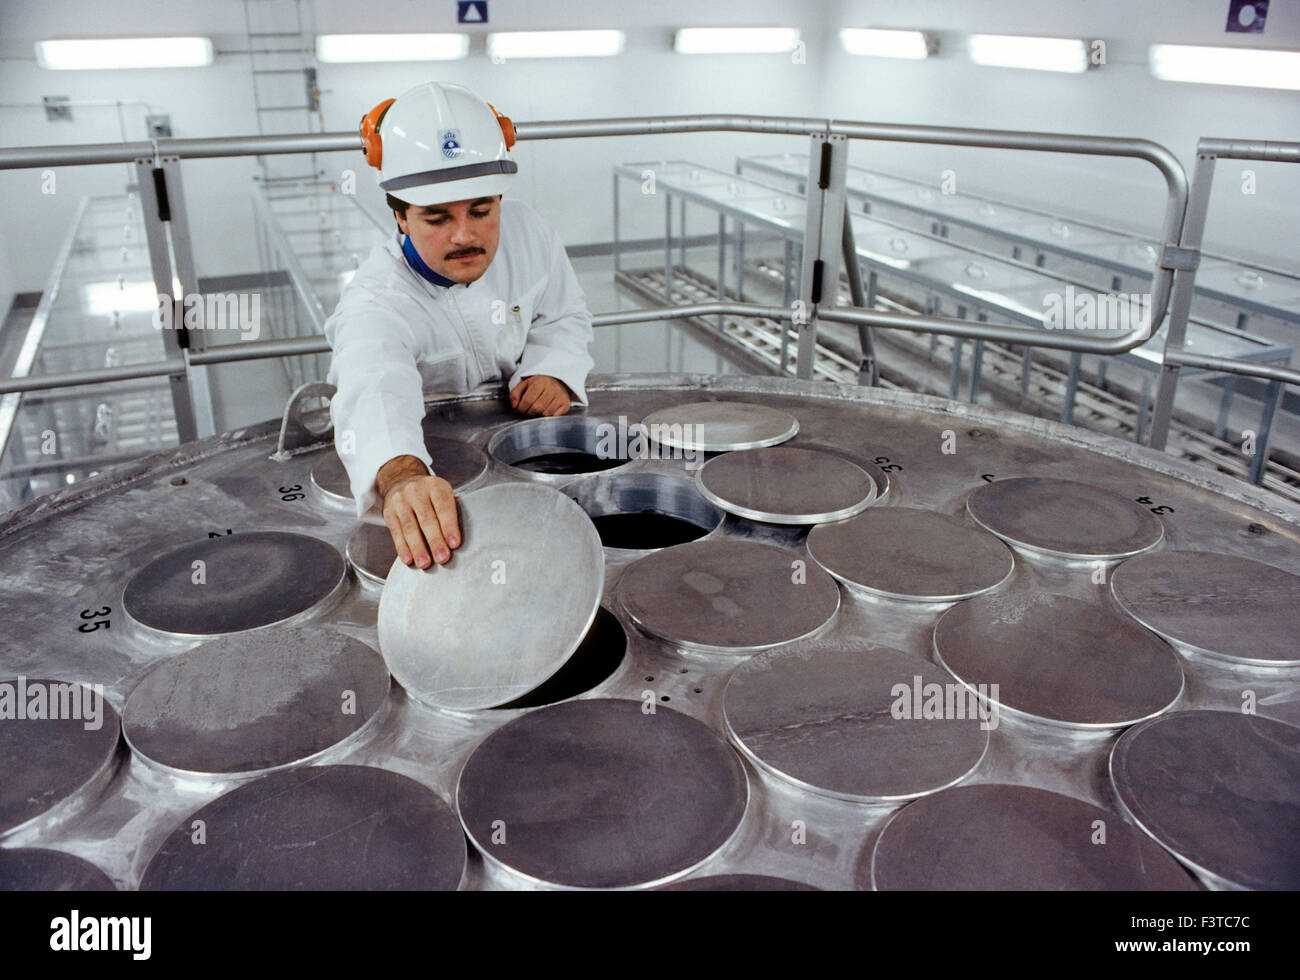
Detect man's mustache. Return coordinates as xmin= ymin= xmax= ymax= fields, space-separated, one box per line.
xmin=445 ymin=246 xmax=486 ymax=260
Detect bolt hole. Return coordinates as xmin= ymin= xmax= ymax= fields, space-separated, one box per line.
xmin=660 ymin=695 xmax=670 ymax=702
xmin=693 ymin=687 xmax=702 ymax=694
xmin=678 ymin=668 xmax=688 ymax=673
xmin=645 ymin=675 xmax=654 ymax=682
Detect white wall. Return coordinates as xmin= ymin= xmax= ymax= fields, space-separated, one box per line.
xmin=822 ymin=0 xmax=1300 ymax=267
xmin=0 ymin=0 xmax=1296 ymax=295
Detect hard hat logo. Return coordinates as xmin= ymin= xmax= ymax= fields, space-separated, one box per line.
xmin=439 ymin=129 xmax=463 ymax=160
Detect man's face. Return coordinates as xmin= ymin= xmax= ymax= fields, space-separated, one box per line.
xmin=397 ymin=195 xmax=501 ymax=284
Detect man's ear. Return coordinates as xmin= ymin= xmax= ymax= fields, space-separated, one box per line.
xmin=395 ymin=211 xmax=408 ymax=235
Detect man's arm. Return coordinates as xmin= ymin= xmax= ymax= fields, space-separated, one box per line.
xmin=325 ymin=280 xmax=464 ymax=566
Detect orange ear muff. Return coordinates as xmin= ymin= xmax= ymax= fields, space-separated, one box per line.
xmin=360 ymin=98 xmax=395 ymax=169
xmin=487 ymin=102 xmax=516 ymax=151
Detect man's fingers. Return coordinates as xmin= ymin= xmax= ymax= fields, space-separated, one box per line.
xmin=517 ymin=381 xmax=545 ymax=416
xmin=410 ymin=492 xmax=450 ymax=564
xmin=397 ymin=503 xmax=432 ymax=568
xmin=543 ymin=388 xmax=568 ymax=416
xmin=383 ymin=510 xmax=413 ymax=566
xmin=431 ymin=481 xmax=461 ymax=549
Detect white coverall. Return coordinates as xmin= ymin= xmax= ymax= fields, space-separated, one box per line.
xmin=325 ymin=198 xmax=594 ymax=518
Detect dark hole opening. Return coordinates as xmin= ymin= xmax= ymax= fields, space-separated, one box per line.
xmin=494 ymin=607 xmax=626 ymax=709
xmin=591 ymin=511 xmax=711 ymax=549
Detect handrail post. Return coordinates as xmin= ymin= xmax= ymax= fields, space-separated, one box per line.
xmin=134 ymin=152 xmax=199 ymax=444
xmin=796 ymin=132 xmax=848 ymax=380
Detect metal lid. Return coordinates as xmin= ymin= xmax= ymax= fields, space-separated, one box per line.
xmin=933 ymin=591 xmax=1184 ymax=730
xmin=1110 ymin=710 xmax=1300 ymax=890
xmin=967 ymin=477 xmax=1164 ymax=560
xmin=122 ymin=627 xmax=390 ymax=776
xmin=660 ymin=874 xmax=819 ymax=891
xmin=312 ymin=436 xmax=489 ymax=502
xmin=123 ymin=531 xmax=347 ymax=636
xmin=640 ymin=400 xmax=799 ymax=452
xmin=0 ymin=849 xmax=116 ymax=891
xmin=346 ymin=521 xmax=397 ymax=585
xmin=1 ymin=678 xmax=121 ymax=837
xmin=1111 ymin=551 xmax=1300 ymax=666
xmin=615 ymin=539 xmax=840 ymax=654
xmin=867 ymin=784 xmax=1199 ymax=890
xmin=808 ymin=507 xmax=1013 ymax=600
xmin=724 ymin=644 xmax=988 ymax=802
xmin=697 ymin=447 xmax=876 ymax=525
xmin=140 ymin=765 xmax=466 ymax=890
xmin=378 ymin=482 xmax=605 ymax=710
xmin=456 ymin=698 xmax=748 ymax=889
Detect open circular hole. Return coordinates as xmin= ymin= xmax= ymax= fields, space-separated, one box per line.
xmin=562 ymin=472 xmax=725 ymax=553
xmin=488 ymin=416 xmax=631 ymax=482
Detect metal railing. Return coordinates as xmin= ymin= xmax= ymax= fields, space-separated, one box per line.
xmin=1 ymin=115 xmax=1295 ymax=485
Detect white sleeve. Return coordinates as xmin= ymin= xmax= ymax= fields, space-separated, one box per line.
xmin=325 ymin=291 xmax=434 ymax=520
xmin=509 ymin=227 xmax=594 ymax=405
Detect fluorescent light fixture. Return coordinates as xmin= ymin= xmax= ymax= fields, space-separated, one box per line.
xmin=487 ymin=30 xmax=624 ymax=60
xmin=969 ymin=34 xmax=1089 ymax=73
xmin=840 ymin=28 xmax=932 ymax=59
xmin=36 ymin=37 xmax=214 ymax=70
xmin=316 ymin=33 xmax=468 ymax=63
xmin=1150 ymin=44 xmax=1300 ymax=90
xmin=674 ymin=28 xmax=800 ymax=55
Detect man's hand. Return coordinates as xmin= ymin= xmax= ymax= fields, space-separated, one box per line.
xmin=376 ymin=455 xmax=461 ymax=568
xmin=510 ymin=375 xmax=572 ymax=417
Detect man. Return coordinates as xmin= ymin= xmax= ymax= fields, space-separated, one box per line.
xmin=325 ymin=81 xmax=594 ymax=571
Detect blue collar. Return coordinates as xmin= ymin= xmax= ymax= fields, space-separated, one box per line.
xmin=402 ymin=234 xmax=458 ymax=288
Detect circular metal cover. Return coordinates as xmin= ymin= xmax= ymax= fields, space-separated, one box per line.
xmin=660 ymin=875 xmax=819 ymax=891
xmin=698 ymin=447 xmax=876 ymax=525
xmin=1 ymin=678 xmax=120 ymax=836
xmin=346 ymin=521 xmax=397 ymax=585
xmin=312 ymin=437 xmax=488 ymax=501
xmin=967 ymin=477 xmax=1164 ymax=559
xmin=868 ymin=784 xmax=1198 ymax=890
xmin=1111 ymin=551 xmax=1300 ymax=666
xmin=615 ymin=539 xmax=840 ymax=653
xmin=378 ymin=483 xmax=604 ymax=710
xmin=140 ymin=765 xmax=466 ymax=890
xmin=456 ymin=699 xmax=748 ymax=889
xmin=793 ymin=440 xmax=894 ymax=500
xmin=0 ymin=849 xmax=116 ymax=890
xmin=807 ymin=507 xmax=1013 ymax=600
xmin=1110 ymin=711 xmax=1300 ymax=890
xmin=123 ymin=531 xmax=346 ymax=636
xmin=122 ymin=627 xmax=389 ymax=776
xmin=640 ymin=400 xmax=799 ymax=452
xmin=933 ymin=592 xmax=1184 ymax=730
xmin=310 ymin=450 xmax=351 ymax=500
xmin=724 ymin=645 xmax=988 ymax=801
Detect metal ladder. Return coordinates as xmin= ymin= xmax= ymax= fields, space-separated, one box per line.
xmin=242 ymin=0 xmax=323 ymax=185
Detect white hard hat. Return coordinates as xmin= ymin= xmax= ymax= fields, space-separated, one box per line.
xmin=360 ymin=81 xmax=517 ymax=207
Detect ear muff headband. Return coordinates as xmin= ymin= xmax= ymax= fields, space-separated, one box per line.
xmin=487 ymin=103 xmax=516 ymax=151
xmin=360 ymin=98 xmax=395 ymax=169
